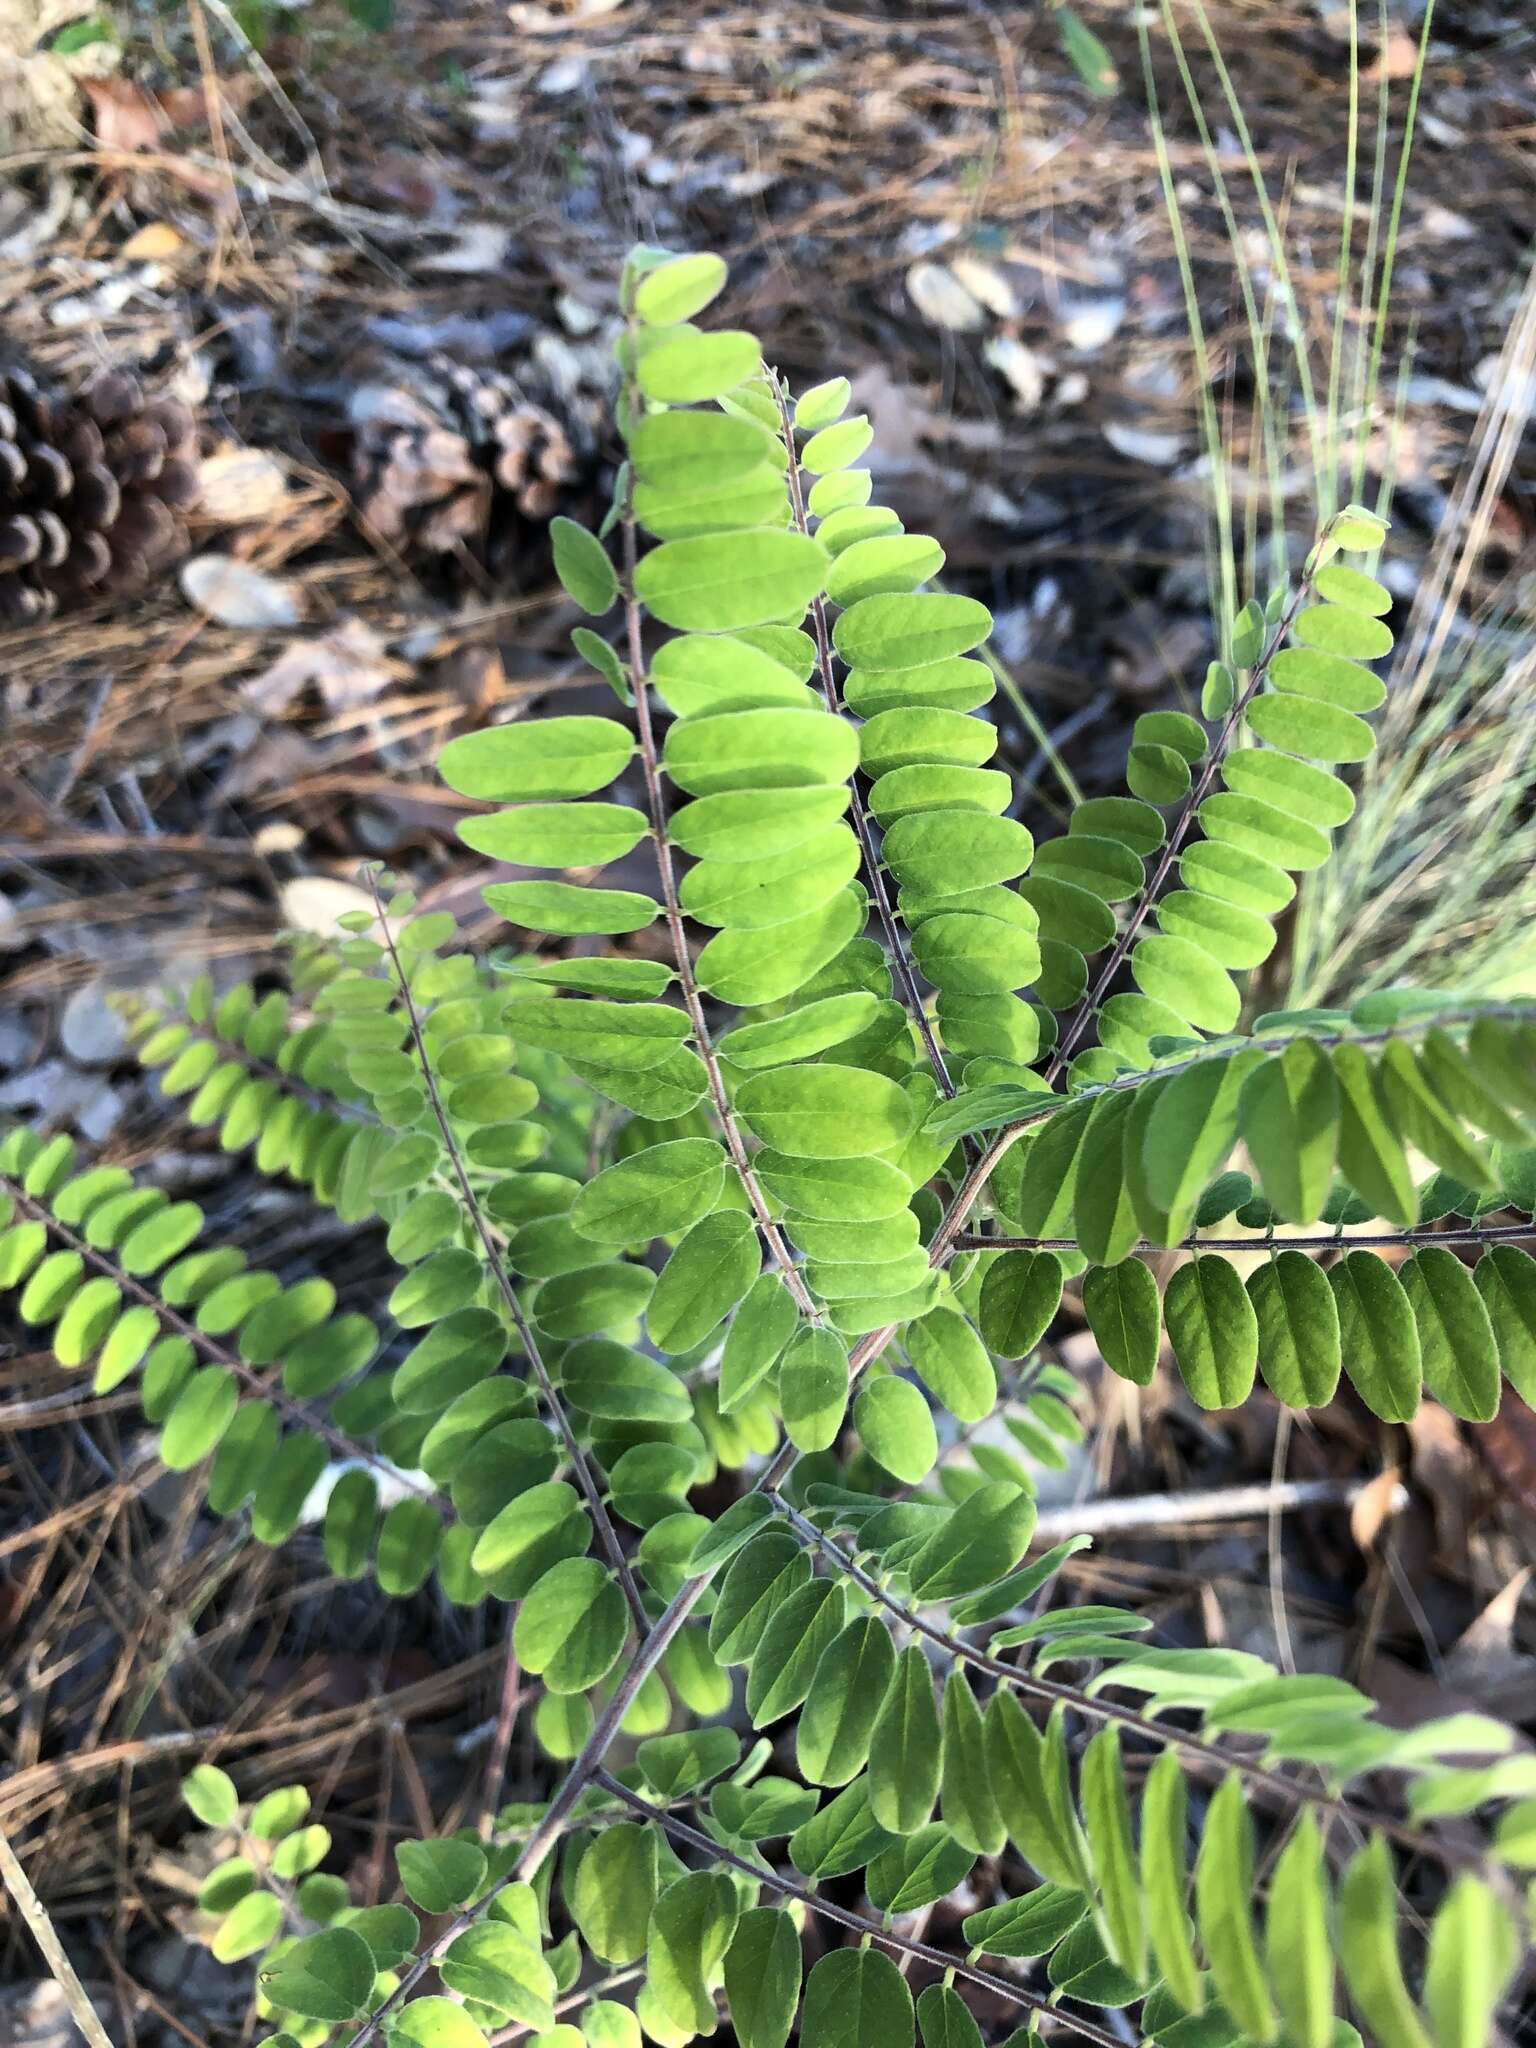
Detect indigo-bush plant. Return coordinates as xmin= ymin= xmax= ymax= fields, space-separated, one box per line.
xmin=5 ymin=243 xmax=1535 ymax=2048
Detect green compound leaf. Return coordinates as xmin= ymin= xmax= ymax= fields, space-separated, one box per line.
xmin=396 ymin=1837 xmax=487 ymax=1913
xmin=440 ymin=1924 xmax=556 ymax=2028
xmin=797 ymin=1614 xmax=896 ymax=1787
xmin=1164 ymin=1256 xmax=1259 ymax=1410
xmin=907 ymin=1481 xmax=1036 ymax=1602
xmin=1400 ymin=1246 xmax=1501 ymax=1422
xmin=1337 ymin=1838 xmax=1433 ymax=2048
xmin=647 ymin=1209 xmax=760 ymax=1354
xmin=647 ymin=1870 xmax=740 ymax=2034
xmin=780 ymin=1327 xmax=851 ymax=1452
xmin=905 ymin=1306 xmax=995 ymax=1423
xmin=869 ymin=1645 xmax=943 ymax=1833
xmin=1248 ymin=1251 xmax=1342 ymax=1409
xmin=832 ymin=592 xmax=992 ymax=671
xmin=183 ymin=1764 xmax=239 ymax=1828
xmin=1331 ymin=1250 xmax=1421 ymax=1421
xmin=1082 ymin=1257 xmax=1162 ymax=1387
xmin=392 ymin=1996 xmax=490 ymax=2048
xmin=570 ymin=1823 xmax=661 ymax=1965
xmin=867 ymin=1821 xmax=975 ymax=1912
xmin=633 ymin=252 xmax=728 ymax=326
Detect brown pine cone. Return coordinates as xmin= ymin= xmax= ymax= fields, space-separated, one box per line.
xmin=0 ymin=364 xmax=200 ymax=625
xmin=349 ymin=355 xmax=586 ymax=558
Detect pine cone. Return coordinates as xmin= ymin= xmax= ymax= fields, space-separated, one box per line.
xmin=0 ymin=365 xmax=200 ymax=624
xmin=349 ymin=353 xmax=589 ymax=558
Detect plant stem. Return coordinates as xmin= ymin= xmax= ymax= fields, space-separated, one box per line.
xmin=617 ymin=375 xmax=818 ymax=1319
xmin=956 ymin=1222 xmax=1535 ymax=1254
xmin=769 ymin=1493 xmax=1488 ymax=1877
xmin=367 ymin=873 xmax=648 ymax=1632
xmin=768 ymin=374 xmax=960 ymax=1101
xmin=589 ymin=1770 xmax=1124 ymax=2048
xmin=1043 ymin=563 xmax=1321 ymax=1090
xmin=0 ymin=1175 xmax=441 ymax=1506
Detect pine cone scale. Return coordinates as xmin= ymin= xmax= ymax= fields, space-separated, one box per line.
xmin=0 ymin=362 xmax=199 ymax=622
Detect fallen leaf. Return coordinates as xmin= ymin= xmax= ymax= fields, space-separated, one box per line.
xmin=196 ymin=445 xmax=291 ymax=525
xmin=120 ymin=219 xmax=184 ymax=260
xmin=1444 ymin=1570 xmax=1535 ymax=1705
xmin=984 ymin=335 xmax=1048 ymax=411
xmin=1350 ymin=1466 xmax=1406 ymax=1553
xmin=906 ymin=260 xmax=987 ymax=333
xmin=1363 ymin=24 xmax=1420 ymax=82
xmin=1103 ymin=420 xmax=1185 ymax=467
xmin=243 ymin=618 xmax=395 ymax=716
xmin=181 ymin=553 xmax=304 ymax=630
xmin=422 ymin=223 xmax=513 ymax=275
xmin=252 ymin=821 xmax=305 ymax=855
xmin=948 ymin=254 xmax=1019 ymax=320
xmin=279 ymin=874 xmax=378 ymax=938
xmin=82 ymin=76 xmax=169 ymax=150
xmin=60 ymin=979 xmax=128 ymax=1067
xmin=1060 ymin=296 xmax=1126 ymax=351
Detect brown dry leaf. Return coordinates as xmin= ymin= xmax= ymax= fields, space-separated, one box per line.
xmin=1350 ymin=1466 xmax=1406 ymax=1553
xmin=279 ymin=874 xmax=378 ymax=937
xmin=1363 ymin=25 xmax=1420 ymax=82
xmin=1443 ymin=1570 xmax=1536 ymax=1710
xmin=82 ymin=72 xmax=251 ymax=153
xmin=508 ymin=0 xmax=628 ymax=27
xmin=1407 ymin=1401 xmax=1478 ymax=1564
xmin=121 ymin=220 xmax=185 ymax=261
xmin=196 ymin=445 xmax=291 ymax=525
xmin=906 ymin=260 xmax=987 ymax=333
xmin=243 ymin=618 xmax=396 ymax=716
xmin=82 ymin=76 xmax=171 ymax=150
xmin=252 ymin=821 xmax=305 ymax=855
xmin=181 ymin=553 xmax=304 ymax=631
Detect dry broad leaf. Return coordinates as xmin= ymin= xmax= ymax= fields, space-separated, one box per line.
xmin=196 ymin=446 xmax=291 ymax=525
xmin=82 ymin=75 xmax=170 ymax=151
xmin=906 ymin=261 xmax=987 ymax=333
xmin=181 ymin=553 xmax=304 ymax=631
xmin=1350 ymin=1466 xmax=1408 ymax=1553
xmin=279 ymin=875 xmax=378 ymax=938
xmin=243 ymin=618 xmax=395 ymax=716
xmin=121 ymin=220 xmax=185 ymax=261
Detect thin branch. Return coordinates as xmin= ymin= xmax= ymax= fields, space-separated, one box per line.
xmin=0 ymin=1174 xmax=442 ymax=1506
xmin=956 ymin=1221 xmax=1536 ymax=1254
xmin=1043 ymin=556 xmax=1324 ymax=1089
xmin=589 ymin=1770 xmax=1124 ymax=2048
xmin=367 ymin=873 xmax=648 ymax=1632
xmin=768 ymin=373 xmax=959 ymax=1100
xmin=810 ymin=997 xmax=1536 ymax=1424
xmin=768 ymin=1493 xmax=1488 ymax=1877
xmin=1029 ymin=1475 xmax=1376 ymax=1545
xmin=617 ymin=377 xmax=817 ymax=1321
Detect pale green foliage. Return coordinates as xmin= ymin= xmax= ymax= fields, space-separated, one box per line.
xmin=8 ymin=242 xmax=1535 ymax=2048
